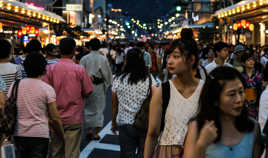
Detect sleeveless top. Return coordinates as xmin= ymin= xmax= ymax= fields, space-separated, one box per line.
xmin=159 ymin=80 xmax=204 ymax=145
xmin=206 ymin=132 xmax=254 ymax=158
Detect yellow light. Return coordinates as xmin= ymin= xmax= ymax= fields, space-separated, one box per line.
xmin=260 ymin=0 xmax=264 ymax=5
xmin=14 ymin=6 xmax=19 ymax=12
xmin=27 ymin=10 xmax=31 ymax=16
xmin=56 ymin=20 xmax=60 ymax=23
xmin=233 ymin=23 xmax=238 ymax=31
xmin=249 ymin=24 xmax=254 ymax=31
xmin=232 ymin=9 xmax=236 ymax=14
xmin=38 ymin=14 xmax=41 ymax=19
xmin=0 ymin=1 xmax=3 ymax=8
xmin=247 ymin=4 xmax=251 ymax=9
xmin=21 ymin=8 xmax=25 ymax=14
xmin=241 ymin=6 xmax=245 ymax=12
xmin=241 ymin=19 xmax=246 ymax=27
xmin=46 ymin=17 xmax=50 ymax=21
xmin=253 ymin=2 xmax=257 ymax=8
xmin=218 ymin=15 xmax=221 ymax=18
xmin=224 ymin=12 xmax=228 ymax=16
xmin=7 ymin=3 xmax=12 ymax=10
xmin=42 ymin=15 xmax=46 ymax=20
xmin=236 ymin=7 xmax=241 ymax=13
xmin=33 ymin=12 xmax=36 ymax=17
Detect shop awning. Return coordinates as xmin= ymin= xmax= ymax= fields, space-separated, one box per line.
xmin=1 ymin=0 xmax=65 ymax=23
xmin=215 ymin=0 xmax=268 ymax=18
xmin=188 ymin=23 xmax=214 ymax=29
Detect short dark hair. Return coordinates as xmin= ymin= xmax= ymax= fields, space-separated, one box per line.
xmin=181 ymin=28 xmax=194 ymax=40
xmin=136 ymin=42 xmax=145 ymax=49
xmin=241 ymin=53 xmax=254 ymax=63
xmin=60 ymin=38 xmax=76 ymax=55
xmin=213 ymin=42 xmax=229 ymax=53
xmin=85 ymin=41 xmax=91 ymax=49
xmin=89 ymin=38 xmax=101 ymax=51
xmin=23 ymin=53 xmax=47 ymax=78
xmin=0 ymin=39 xmax=12 ymax=59
xmin=25 ymin=39 xmax=42 ymax=54
xmin=194 ymin=66 xmax=254 ymax=143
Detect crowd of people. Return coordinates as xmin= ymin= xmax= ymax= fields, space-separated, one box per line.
xmin=0 ymin=27 xmax=268 ymax=158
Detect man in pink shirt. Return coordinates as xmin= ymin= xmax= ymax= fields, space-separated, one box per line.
xmin=42 ymin=38 xmax=94 ymax=158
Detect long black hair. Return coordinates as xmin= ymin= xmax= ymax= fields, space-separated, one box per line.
xmin=117 ymin=48 xmax=149 ymax=84
xmin=194 ymin=66 xmax=254 ymax=142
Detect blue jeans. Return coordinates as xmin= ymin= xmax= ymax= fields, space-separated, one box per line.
xmin=118 ymin=125 xmax=146 ymax=158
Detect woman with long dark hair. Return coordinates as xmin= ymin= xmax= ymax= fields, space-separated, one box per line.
xmin=111 ymin=48 xmax=152 ymax=157
xmin=144 ymin=39 xmax=204 ymax=158
xmin=183 ymin=66 xmax=263 ymax=158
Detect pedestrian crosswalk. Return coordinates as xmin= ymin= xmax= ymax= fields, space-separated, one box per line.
xmin=80 ymin=122 xmax=120 ymax=158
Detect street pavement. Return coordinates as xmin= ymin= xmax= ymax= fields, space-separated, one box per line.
xmin=80 ymin=87 xmax=120 ymax=158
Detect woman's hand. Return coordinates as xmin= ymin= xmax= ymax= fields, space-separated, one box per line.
xmin=197 ymin=121 xmax=218 ymax=149
xmin=111 ymin=122 xmax=118 ymax=134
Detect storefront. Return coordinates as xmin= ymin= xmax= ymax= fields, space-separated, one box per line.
xmin=215 ymin=0 xmax=268 ymax=46
xmin=0 ymin=0 xmax=65 ymax=46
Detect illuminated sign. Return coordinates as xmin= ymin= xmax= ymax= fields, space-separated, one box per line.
xmin=66 ymin=4 xmax=82 ymax=11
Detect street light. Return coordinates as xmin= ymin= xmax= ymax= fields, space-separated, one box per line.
xmin=176 ymin=6 xmax=182 ymax=12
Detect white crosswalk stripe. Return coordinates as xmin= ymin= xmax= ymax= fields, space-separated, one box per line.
xmin=80 ymin=122 xmax=120 ymax=158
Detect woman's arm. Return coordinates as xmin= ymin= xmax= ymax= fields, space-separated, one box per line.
xmin=183 ymin=121 xmax=217 ymax=158
xmin=144 ymin=87 xmax=163 ymax=158
xmin=47 ymin=101 xmax=65 ymax=141
xmin=111 ymin=92 xmax=119 ymax=134
xmin=0 ymin=92 xmax=5 ymax=108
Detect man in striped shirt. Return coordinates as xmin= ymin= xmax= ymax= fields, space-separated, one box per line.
xmin=0 ymin=39 xmax=22 ymax=95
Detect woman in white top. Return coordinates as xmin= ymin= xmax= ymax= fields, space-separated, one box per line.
xmin=144 ymin=39 xmax=204 ymax=158
xmin=112 ymin=48 xmax=153 ymax=158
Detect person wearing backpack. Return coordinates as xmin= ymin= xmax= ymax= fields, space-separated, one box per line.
xmin=144 ymin=39 xmax=204 ymax=158
xmin=111 ymin=48 xmax=154 ymax=158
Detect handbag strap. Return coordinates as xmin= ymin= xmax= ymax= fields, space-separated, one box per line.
xmin=160 ymin=81 xmax=170 ymax=132
xmin=10 ymin=80 xmax=20 ymax=100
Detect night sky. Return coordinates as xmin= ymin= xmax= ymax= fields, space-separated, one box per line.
xmin=109 ymin=0 xmax=175 ymax=21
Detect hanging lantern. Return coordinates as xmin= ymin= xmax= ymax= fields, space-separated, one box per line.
xmin=26 ymin=25 xmax=31 ymax=33
xmin=241 ymin=20 xmax=246 ymax=28
xmin=246 ymin=21 xmax=250 ymax=29
xmin=22 ymin=27 xmax=26 ymax=35
xmin=233 ymin=23 xmax=238 ymax=31
xmin=249 ymin=24 xmax=254 ymax=31
xmin=237 ymin=21 xmax=242 ymax=29
xmin=35 ymin=28 xmax=39 ymax=36
xmin=17 ymin=30 xmax=23 ymax=37
xmin=30 ymin=27 xmax=35 ymax=34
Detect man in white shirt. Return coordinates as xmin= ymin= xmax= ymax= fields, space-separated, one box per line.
xmin=205 ymin=42 xmax=232 ymax=74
